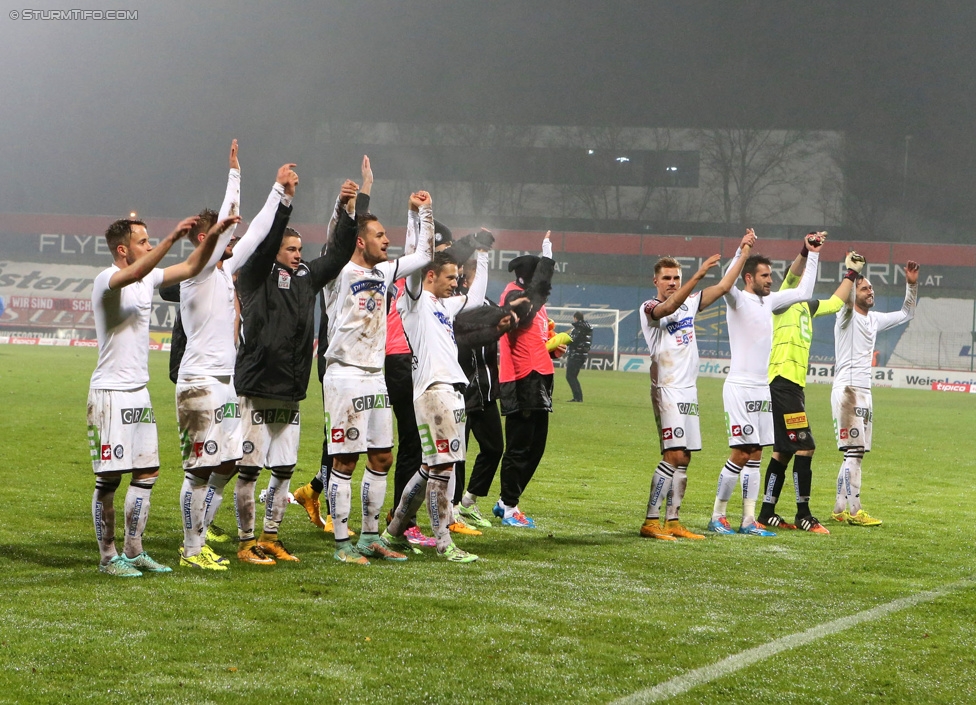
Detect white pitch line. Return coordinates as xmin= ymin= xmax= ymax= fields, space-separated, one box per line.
xmin=612 ymin=578 xmax=973 ymax=705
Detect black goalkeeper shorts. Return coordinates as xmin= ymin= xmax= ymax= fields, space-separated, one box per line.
xmin=770 ymin=376 xmax=816 ymax=453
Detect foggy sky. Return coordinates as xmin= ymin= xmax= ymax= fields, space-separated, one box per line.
xmin=1 ymin=0 xmax=974 ymax=232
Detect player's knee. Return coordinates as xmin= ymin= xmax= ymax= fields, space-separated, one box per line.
xmin=270 ymin=465 xmax=295 ymax=481
xmin=95 ymin=476 xmax=122 ymax=493
xmin=237 ymin=466 xmax=260 ymax=483
xmin=130 ymin=475 xmax=157 ymax=491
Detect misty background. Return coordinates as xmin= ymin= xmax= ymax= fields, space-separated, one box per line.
xmin=1 ymin=0 xmax=975 ymax=244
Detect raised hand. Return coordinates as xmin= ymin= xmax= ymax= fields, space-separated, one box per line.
xmin=276 ymin=163 xmax=298 ymax=187
xmin=169 ymin=216 xmax=200 ymax=242
xmin=694 ymin=254 xmax=722 ymax=279
xmin=339 ymin=179 xmax=359 ymax=205
xmin=229 ymin=139 xmax=240 ymax=171
xmin=845 ymin=251 xmax=866 ymax=274
xmin=208 ymin=215 xmax=242 ymax=238
xmin=741 ymin=228 xmax=757 ymax=250
xmin=361 ymin=155 xmax=373 ymax=188
xmin=905 ymin=260 xmax=920 ymax=285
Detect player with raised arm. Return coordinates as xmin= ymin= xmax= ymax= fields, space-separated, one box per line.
xmin=381 ymin=233 xmax=491 ymax=562
xmin=493 ymin=232 xmax=560 ymax=527
xmin=321 ymin=190 xmax=433 ymax=565
xmin=831 ymin=261 xmax=919 ymax=526
xmin=638 ymin=230 xmax=754 ymax=540
xmin=229 ymin=174 xmax=359 ymax=565
xmin=87 ymin=211 xmax=237 ymax=577
xmin=708 ymin=232 xmax=823 ymax=537
xmin=756 ymin=240 xmax=865 ymax=534
xmin=176 ymin=146 xmax=297 ymax=570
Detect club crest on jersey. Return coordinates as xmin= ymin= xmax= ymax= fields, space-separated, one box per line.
xmin=242 ymin=441 xmax=255 ymax=454
xmin=745 ymin=400 xmax=772 ymax=413
xmin=742 ymin=424 xmax=754 ymax=435
xmin=677 ymin=402 xmax=699 ymax=416
xmin=450 ymin=439 xmax=461 ymax=452
xmin=673 ymin=427 xmax=685 ymax=438
xmin=849 ymin=428 xmax=860 ymax=438
xmin=277 ymin=270 xmax=291 ymax=289
xmin=121 ymin=407 xmax=155 ymax=425
xmin=346 ymin=428 xmax=360 ymax=441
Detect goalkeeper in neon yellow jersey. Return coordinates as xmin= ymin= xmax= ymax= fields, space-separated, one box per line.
xmin=757 ymin=234 xmax=864 ymax=534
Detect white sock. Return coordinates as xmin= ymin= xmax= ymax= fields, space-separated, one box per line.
xmin=204 ymin=470 xmax=233 ymax=530
xmin=180 ymin=473 xmax=208 ymax=556
xmin=741 ymin=459 xmax=761 ymax=525
xmin=360 ymin=467 xmax=387 ymax=537
xmin=461 ymin=491 xmax=478 ymax=508
xmin=92 ymin=477 xmax=120 ymax=564
xmin=123 ymin=476 xmax=155 ymax=558
xmin=389 ymin=469 xmax=429 ymax=537
xmin=666 ymin=464 xmax=688 ymax=522
xmin=645 ymin=461 xmax=675 ymax=521
xmin=234 ymin=469 xmax=258 ymax=542
xmin=427 ymin=472 xmax=453 ymax=552
xmin=328 ymin=470 xmax=353 ymax=543
xmin=844 ymin=449 xmax=864 ymax=514
xmin=712 ymin=460 xmax=742 ymax=520
xmin=263 ymin=468 xmax=294 ymax=536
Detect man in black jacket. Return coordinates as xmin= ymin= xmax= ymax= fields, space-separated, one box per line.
xmin=218 ymin=177 xmax=359 ymax=565
xmin=565 ymin=312 xmax=593 ymax=402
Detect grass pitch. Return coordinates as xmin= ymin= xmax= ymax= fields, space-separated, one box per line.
xmin=1 ymin=347 xmax=974 ymax=704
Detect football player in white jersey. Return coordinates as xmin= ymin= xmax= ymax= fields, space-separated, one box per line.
xmin=381 ymin=240 xmax=490 ymax=562
xmin=638 ymin=229 xmax=755 ymax=541
xmin=88 ymin=211 xmax=237 ymax=577
xmin=708 ymin=233 xmax=822 ymax=536
xmin=321 ymin=191 xmax=433 ymax=565
xmin=176 ymin=144 xmax=299 ymax=570
xmin=831 ymin=261 xmax=919 ymax=526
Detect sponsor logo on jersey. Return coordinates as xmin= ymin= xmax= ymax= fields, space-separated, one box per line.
xmin=242 ymin=441 xmax=254 ymax=454
xmin=331 ymin=428 xmax=345 ymax=443
xmin=854 ymin=407 xmax=873 ymax=421
xmin=113 ymin=444 xmax=123 ymax=459
xmin=346 ymin=427 xmax=360 ymax=441
xmin=453 ymin=409 xmax=466 ymax=423
xmin=665 ymin=317 xmax=694 ymax=335
xmin=784 ymin=412 xmax=808 ymax=429
xmin=193 ymin=442 xmax=204 ymax=457
xmin=204 ymin=440 xmax=218 ymax=455
xmin=434 ymin=310 xmax=456 ymax=341
xmin=121 ymin=407 xmax=156 ymax=425
xmin=350 ymin=279 xmax=386 ymax=296
xmin=839 ymin=428 xmax=848 ymax=440
xmin=788 ymin=431 xmax=797 ymax=441
xmin=296 ymin=269 xmax=307 ymax=277
xmin=662 ymin=427 xmax=673 ymax=440
xmin=677 ymin=402 xmax=699 ymax=416
xmin=214 ymin=402 xmax=241 ymax=424
xmin=101 ymin=444 xmax=112 ymax=461
xmin=731 ymin=425 xmax=742 ymax=437
xmin=450 ymin=439 xmax=461 ymax=452
xmin=277 ymin=269 xmax=291 ymax=289
xmin=743 ymin=424 xmax=754 ymax=435
xmin=352 ymin=394 xmax=391 ymax=412
xmin=250 ymin=409 xmax=300 ymax=425
xmin=745 ymin=400 xmax=772 ymax=413
xmin=673 ymin=427 xmax=684 ymax=438
xmin=849 ymin=428 xmax=860 ymax=438
xmin=679 ymin=303 xmax=688 ymax=311
xmin=435 ymin=439 xmax=449 ymax=453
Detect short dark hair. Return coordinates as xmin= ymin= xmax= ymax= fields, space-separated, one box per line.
xmin=356 ymin=213 xmax=379 ymax=241
xmin=654 ymin=256 xmax=681 ymax=275
xmin=574 ymin=312 xmax=584 ymax=321
xmin=422 ymin=250 xmax=457 ymax=276
xmin=283 ymin=227 xmax=301 ymax=240
xmin=742 ymin=254 xmax=772 ymax=282
xmin=105 ymin=219 xmax=146 ymax=254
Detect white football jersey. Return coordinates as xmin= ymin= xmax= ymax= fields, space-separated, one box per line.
xmin=90 ymin=266 xmax=165 ymax=390
xmin=324 ymin=205 xmax=433 ymax=373
xmin=833 ymin=282 xmax=917 ymax=388
xmin=724 ymin=252 xmax=819 ymax=386
xmin=398 ymin=252 xmax=488 ymax=399
xmin=179 ymin=179 xmax=283 ymax=379
xmin=640 ymin=292 xmax=702 ymax=389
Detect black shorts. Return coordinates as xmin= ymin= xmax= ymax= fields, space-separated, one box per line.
xmin=770 ymin=376 xmax=815 ymax=453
